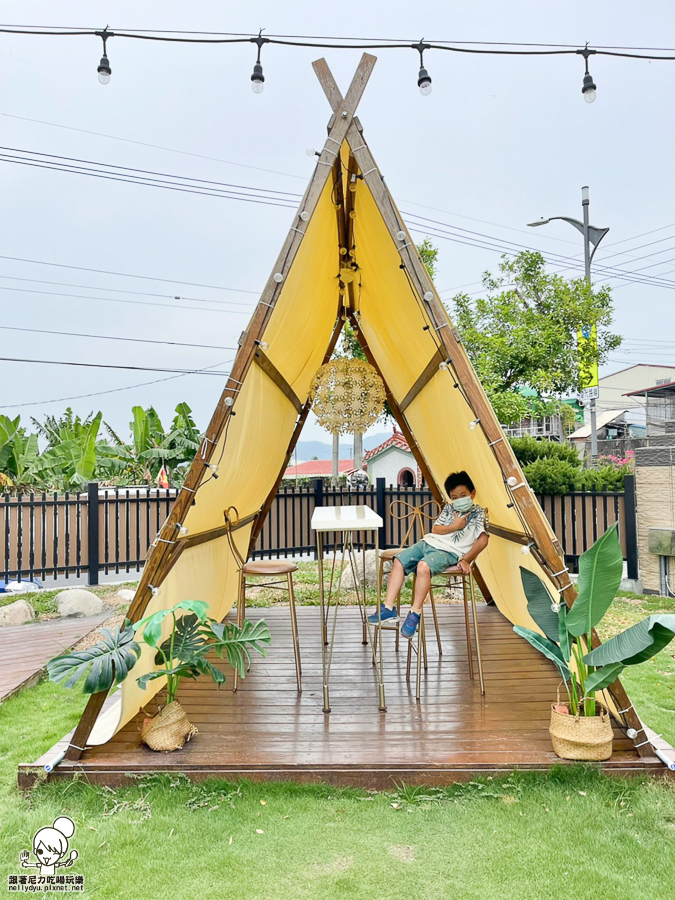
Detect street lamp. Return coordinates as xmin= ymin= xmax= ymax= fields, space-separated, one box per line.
xmin=528 ymin=186 xmax=610 ymax=458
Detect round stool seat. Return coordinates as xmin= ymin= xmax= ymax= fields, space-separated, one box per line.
xmin=379 ymin=547 xmax=403 ymax=561
xmin=242 ymin=560 xmax=298 ymax=576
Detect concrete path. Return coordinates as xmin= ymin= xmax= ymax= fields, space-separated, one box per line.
xmin=0 ymin=615 xmax=108 ymax=702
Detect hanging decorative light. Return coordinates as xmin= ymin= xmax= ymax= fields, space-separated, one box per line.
xmin=310 ymin=358 xmax=386 ymax=435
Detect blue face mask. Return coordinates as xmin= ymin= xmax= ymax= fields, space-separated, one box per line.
xmin=451 ymin=497 xmax=474 ymax=514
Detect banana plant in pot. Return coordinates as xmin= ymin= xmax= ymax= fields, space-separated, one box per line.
xmin=48 ymin=600 xmax=271 ymax=752
xmin=514 ymin=524 xmax=675 ymax=761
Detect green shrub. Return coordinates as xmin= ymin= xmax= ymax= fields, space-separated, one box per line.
xmin=522 ymin=458 xmax=580 ymax=495
xmin=509 ymin=435 xmax=580 ymax=468
xmin=575 ymin=465 xmax=627 ymax=492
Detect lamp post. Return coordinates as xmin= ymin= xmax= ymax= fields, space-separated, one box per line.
xmin=528 ymin=187 xmax=609 ymax=457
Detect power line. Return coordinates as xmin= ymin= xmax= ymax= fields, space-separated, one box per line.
xmin=0 ymin=254 xmax=262 ymax=292
xmin=0 ymin=356 xmax=232 ymax=376
xmin=0 ymin=324 xmax=237 ymax=351
xmin=0 ymin=284 xmax=255 ymax=314
xmin=0 ymin=273 xmax=257 ymax=301
xmin=2 ymin=360 xmax=234 ymax=409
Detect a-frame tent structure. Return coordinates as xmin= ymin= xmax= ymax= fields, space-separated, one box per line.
xmin=64 ymin=54 xmax=648 ymax=764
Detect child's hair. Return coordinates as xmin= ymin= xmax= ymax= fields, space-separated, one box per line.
xmin=33 ymin=818 xmax=74 ymax=857
xmin=444 ymin=471 xmax=475 ymax=494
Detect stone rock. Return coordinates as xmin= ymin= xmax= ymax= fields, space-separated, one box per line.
xmin=114 ymin=588 xmax=136 ymax=603
xmin=0 ymin=597 xmax=36 ymax=627
xmin=337 ymin=549 xmax=387 ymax=591
xmin=56 ymin=589 xmax=104 ymax=618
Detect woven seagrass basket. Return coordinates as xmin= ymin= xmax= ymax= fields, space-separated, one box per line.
xmin=549 ymin=702 xmax=614 ymax=761
xmin=140 ymin=701 xmax=198 ymax=752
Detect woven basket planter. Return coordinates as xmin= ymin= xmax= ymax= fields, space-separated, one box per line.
xmin=140 ymin=701 xmax=198 ymax=752
xmin=549 ymin=703 xmax=614 ymax=761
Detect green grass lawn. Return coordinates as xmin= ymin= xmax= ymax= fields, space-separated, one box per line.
xmin=0 ymin=581 xmax=139 ymax=618
xmin=1 ymin=576 xmax=674 ymax=898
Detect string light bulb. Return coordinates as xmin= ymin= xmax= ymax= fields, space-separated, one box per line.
xmin=521 ymin=542 xmax=534 ymax=555
xmin=423 ymin=291 xmax=434 ymax=302
xmin=578 ymin=46 xmax=597 ymax=102
xmin=95 ymin=27 xmax=113 ymax=84
xmin=205 ymin=463 xmax=219 ymax=478
xmin=150 ymin=585 xmax=161 ymax=597
xmin=439 ymin=361 xmax=449 ymax=371
xmin=250 ymin=30 xmax=269 ymax=94
xmin=177 ymin=525 xmax=189 ymax=536
xmin=396 ymin=230 xmax=406 ymax=241
xmin=273 ymin=272 xmax=284 ymax=283
xmin=550 ymin=602 xmax=562 ymax=613
xmin=506 ymin=476 xmax=519 ymax=488
xmin=626 ymin=728 xmax=638 ymax=740
xmin=412 ymin=39 xmax=432 ymax=96
xmin=300 ymin=211 xmax=310 ymax=221
xmin=468 ymin=418 xmax=481 ymax=430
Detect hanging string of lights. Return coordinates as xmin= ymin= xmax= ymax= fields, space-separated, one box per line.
xmin=3 ymin=25 xmax=675 ymax=101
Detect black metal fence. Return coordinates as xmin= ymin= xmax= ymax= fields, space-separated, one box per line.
xmin=1 ymin=476 xmax=638 ymax=585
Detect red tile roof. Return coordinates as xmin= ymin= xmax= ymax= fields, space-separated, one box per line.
xmin=363 ymin=430 xmax=411 ymax=461
xmin=284 ymin=459 xmax=356 ymax=477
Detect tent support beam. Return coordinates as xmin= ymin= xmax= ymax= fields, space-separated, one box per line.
xmin=314 ymin=59 xmax=646 ymax=752
xmin=253 ymin=348 xmax=303 ymax=415
xmin=399 ymin=348 xmax=447 ymax=413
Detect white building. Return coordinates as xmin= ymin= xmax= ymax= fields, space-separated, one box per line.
xmin=363 ymin=429 xmax=421 ymax=487
xmin=594 ymin=364 xmax=675 ymax=428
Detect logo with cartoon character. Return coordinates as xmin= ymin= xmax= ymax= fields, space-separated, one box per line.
xmin=8 ymin=817 xmax=83 ymax=893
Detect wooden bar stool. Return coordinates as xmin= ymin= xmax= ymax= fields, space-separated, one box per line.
xmin=234 ymin=560 xmax=302 ymax=693
xmin=430 ymin=565 xmax=485 ymax=695
xmin=377 ymin=498 xmax=443 ymax=655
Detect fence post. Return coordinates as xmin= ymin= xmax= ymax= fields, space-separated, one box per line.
xmin=313 ymin=479 xmax=324 ymax=560
xmin=624 ymin=474 xmax=639 ymax=581
xmin=376 ymin=477 xmax=386 ymax=548
xmin=87 ymin=482 xmax=100 ymax=586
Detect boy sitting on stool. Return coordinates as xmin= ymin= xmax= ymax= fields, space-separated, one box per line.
xmin=368 ymin=471 xmax=489 ymax=638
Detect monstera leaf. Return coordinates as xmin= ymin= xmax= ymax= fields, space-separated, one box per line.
xmin=583 ymin=615 xmax=675 ymax=668
xmin=566 ymin=524 xmax=623 ymax=638
xmin=513 ymin=625 xmax=571 ymax=682
xmin=207 ymin=618 xmax=271 ymax=678
xmin=520 ymin=567 xmax=560 ymax=641
xmin=47 ymin=620 xmax=140 ymax=693
xmin=134 ymin=600 xmax=210 ymax=647
xmin=154 ymin=612 xmax=205 ymax=666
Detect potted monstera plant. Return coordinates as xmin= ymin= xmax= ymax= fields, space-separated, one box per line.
xmin=48 ymin=601 xmax=271 ymax=752
xmin=514 ymin=524 xmax=675 ymax=760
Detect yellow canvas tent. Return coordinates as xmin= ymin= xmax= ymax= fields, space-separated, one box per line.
xmin=66 ymin=54 xmax=646 ymax=761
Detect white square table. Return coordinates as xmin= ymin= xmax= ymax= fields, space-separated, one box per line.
xmin=311 ymin=504 xmax=385 ymax=713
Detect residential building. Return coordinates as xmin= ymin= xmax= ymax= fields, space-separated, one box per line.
xmin=624 ymin=380 xmax=675 ymax=436
xmin=363 ymin=429 xmax=421 ymax=487
xmin=594 ymin=364 xmax=675 ymax=428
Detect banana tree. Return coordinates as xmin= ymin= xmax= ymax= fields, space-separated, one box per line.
xmin=0 ymin=415 xmax=40 ymax=489
xmin=515 ymin=524 xmax=675 ymax=716
xmin=48 ymin=601 xmax=271 ymax=701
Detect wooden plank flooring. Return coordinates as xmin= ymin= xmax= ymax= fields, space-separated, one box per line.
xmin=19 ymin=604 xmax=667 ymax=788
xmin=1 ymin=615 xmax=108 ymax=702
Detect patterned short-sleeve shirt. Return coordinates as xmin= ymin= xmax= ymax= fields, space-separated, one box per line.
xmin=422 ymin=503 xmax=487 ymax=558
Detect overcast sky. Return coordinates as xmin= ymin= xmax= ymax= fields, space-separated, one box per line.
xmin=2 ymin=1 xmax=675 ymax=447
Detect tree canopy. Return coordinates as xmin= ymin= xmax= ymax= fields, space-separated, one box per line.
xmin=451 ymin=251 xmax=622 ymax=424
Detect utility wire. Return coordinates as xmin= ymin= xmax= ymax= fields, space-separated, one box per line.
xmin=0 ymin=324 xmax=237 ymax=351
xmin=0 ymin=357 xmax=233 ymax=376
xmin=3 ymin=360 xmax=234 ymax=409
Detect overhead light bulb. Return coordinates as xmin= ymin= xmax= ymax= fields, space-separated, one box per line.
xmin=224 ymin=397 xmax=234 ymax=407
xmin=468 ymin=419 xmax=480 ymax=430
xmin=251 ymin=62 xmax=265 ymax=93
xmin=506 ymin=476 xmax=519 ymax=488
xmin=424 ymin=291 xmax=434 ymax=302
xmin=396 ymin=230 xmax=406 ymax=241
xmin=97 ymin=55 xmax=111 ymax=84
xmin=300 ymin=211 xmax=310 ymax=221
xmin=418 ymin=67 xmax=432 ymax=96
xmin=273 ymin=272 xmax=284 ymax=283
xmin=521 ymin=542 xmax=534 ymax=555
xmin=626 ymin=728 xmax=638 ymax=740
xmin=582 ymin=72 xmax=596 ymax=103
xmin=306 ymin=146 xmax=318 ymax=157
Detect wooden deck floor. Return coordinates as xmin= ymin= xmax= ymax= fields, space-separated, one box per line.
xmin=21 ymin=604 xmax=667 ymax=788
xmin=1 ymin=615 xmax=108 ymax=702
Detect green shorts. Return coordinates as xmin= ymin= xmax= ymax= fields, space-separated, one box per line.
xmin=395 ymin=540 xmax=458 ymax=576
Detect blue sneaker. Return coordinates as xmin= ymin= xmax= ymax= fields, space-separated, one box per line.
xmin=367 ymin=603 xmax=399 ymax=625
xmin=400 ymin=610 xmax=421 ymax=639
